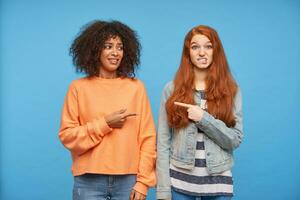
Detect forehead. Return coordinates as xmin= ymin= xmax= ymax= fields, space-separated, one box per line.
xmin=105 ymin=36 xmax=123 ymax=43
xmin=191 ymin=34 xmax=211 ymax=44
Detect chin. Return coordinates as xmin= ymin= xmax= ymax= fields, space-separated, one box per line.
xmin=196 ymin=65 xmax=209 ymax=69
xmin=107 ymin=66 xmax=120 ymax=71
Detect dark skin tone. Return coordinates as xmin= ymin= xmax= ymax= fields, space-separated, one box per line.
xmin=104 ymin=109 xmax=136 ymax=128
xmin=100 ymin=37 xmax=146 ymax=200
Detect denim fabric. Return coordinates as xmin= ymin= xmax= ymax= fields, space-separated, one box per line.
xmin=73 ymin=174 xmax=136 ymax=200
xmin=156 ymin=81 xmax=243 ymax=199
xmin=172 ymin=189 xmax=232 ymax=200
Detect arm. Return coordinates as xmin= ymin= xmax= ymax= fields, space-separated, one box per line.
xmin=132 ymin=83 xmax=157 ymax=196
xmin=58 ymin=82 xmax=112 ymax=156
xmin=196 ymin=88 xmax=243 ymax=151
xmin=156 ymin=82 xmax=173 ymax=199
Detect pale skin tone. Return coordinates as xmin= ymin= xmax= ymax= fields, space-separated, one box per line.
xmin=159 ymin=34 xmax=213 ymax=200
xmin=100 ymin=36 xmax=146 ymax=200
xmin=175 ymin=34 xmax=214 ymax=122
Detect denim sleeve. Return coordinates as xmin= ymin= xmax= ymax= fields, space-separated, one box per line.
xmin=156 ymin=82 xmax=173 ymax=199
xmin=195 ymin=87 xmax=243 ymax=151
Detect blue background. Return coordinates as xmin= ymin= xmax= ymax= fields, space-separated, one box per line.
xmin=1 ymin=0 xmax=299 ymax=199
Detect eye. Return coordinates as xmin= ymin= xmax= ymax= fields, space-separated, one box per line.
xmin=191 ymin=45 xmax=199 ymax=50
xmin=117 ymin=46 xmax=124 ymax=51
xmin=205 ymin=44 xmax=213 ymax=49
xmin=103 ymin=44 xmax=112 ymax=49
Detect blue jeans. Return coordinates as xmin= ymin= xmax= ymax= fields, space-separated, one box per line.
xmin=172 ymin=189 xmax=232 ymax=200
xmin=73 ymin=173 xmax=136 ymax=200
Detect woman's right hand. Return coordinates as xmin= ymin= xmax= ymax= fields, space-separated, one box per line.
xmin=104 ymin=109 xmax=136 ymax=128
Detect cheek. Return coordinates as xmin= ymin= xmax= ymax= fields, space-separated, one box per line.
xmin=189 ymin=52 xmax=197 ymax=61
xmin=99 ymin=54 xmax=105 ymax=63
xmin=120 ymin=52 xmax=124 ymax=59
xmin=209 ymin=52 xmax=213 ymax=61
xmin=99 ymin=50 xmax=107 ymax=60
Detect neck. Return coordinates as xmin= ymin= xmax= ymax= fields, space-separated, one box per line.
xmin=99 ymin=69 xmax=117 ymax=79
xmin=193 ymin=67 xmax=207 ymax=90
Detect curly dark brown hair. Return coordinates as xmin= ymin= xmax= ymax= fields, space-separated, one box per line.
xmin=70 ymin=20 xmax=141 ymax=77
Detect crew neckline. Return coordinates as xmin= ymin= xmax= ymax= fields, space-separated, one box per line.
xmin=92 ymin=76 xmax=123 ymax=82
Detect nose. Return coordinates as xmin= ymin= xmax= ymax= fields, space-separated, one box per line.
xmin=198 ymin=47 xmax=205 ymax=56
xmin=111 ymin=47 xmax=119 ymax=56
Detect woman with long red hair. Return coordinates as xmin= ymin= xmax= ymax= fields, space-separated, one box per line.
xmin=156 ymin=25 xmax=243 ymax=200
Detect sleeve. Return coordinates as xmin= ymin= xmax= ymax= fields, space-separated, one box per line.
xmin=156 ymin=82 xmax=173 ymax=199
xmin=195 ymin=87 xmax=243 ymax=151
xmin=58 ymin=82 xmax=112 ymax=156
xmin=132 ymin=82 xmax=157 ymax=196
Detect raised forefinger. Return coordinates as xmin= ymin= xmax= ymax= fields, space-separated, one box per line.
xmin=174 ymin=101 xmax=194 ymax=108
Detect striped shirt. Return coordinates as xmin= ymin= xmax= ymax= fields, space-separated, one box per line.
xmin=170 ymin=91 xmax=233 ymax=196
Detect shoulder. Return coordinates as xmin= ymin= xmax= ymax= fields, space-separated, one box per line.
xmin=163 ymin=80 xmax=174 ymax=94
xmin=235 ymin=86 xmax=242 ymax=99
xmin=159 ymin=80 xmax=174 ymax=100
xmin=129 ymin=78 xmax=144 ymax=86
xmin=233 ymin=85 xmax=242 ymax=108
xmin=124 ymin=78 xmax=146 ymax=90
xmin=68 ymin=77 xmax=90 ymax=89
xmin=71 ymin=76 xmax=91 ymax=84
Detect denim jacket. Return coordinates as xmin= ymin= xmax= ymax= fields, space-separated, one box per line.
xmin=156 ymin=81 xmax=243 ymax=199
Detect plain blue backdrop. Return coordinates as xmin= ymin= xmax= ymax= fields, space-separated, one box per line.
xmin=1 ymin=0 xmax=299 ymax=199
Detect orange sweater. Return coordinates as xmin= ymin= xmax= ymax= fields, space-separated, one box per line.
xmin=58 ymin=77 xmax=156 ymax=195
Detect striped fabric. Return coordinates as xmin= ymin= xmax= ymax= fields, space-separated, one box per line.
xmin=170 ymin=133 xmax=233 ymax=197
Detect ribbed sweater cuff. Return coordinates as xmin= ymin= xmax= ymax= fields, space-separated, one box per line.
xmin=96 ymin=116 xmax=112 ymax=135
xmin=133 ymin=182 xmax=148 ymax=196
xmin=87 ymin=116 xmax=112 ymax=138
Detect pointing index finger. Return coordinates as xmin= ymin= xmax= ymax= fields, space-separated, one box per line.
xmin=174 ymin=101 xmax=194 ymax=108
xmin=123 ymin=113 xmax=137 ymax=118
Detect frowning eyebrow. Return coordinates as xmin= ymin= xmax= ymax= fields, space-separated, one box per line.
xmin=191 ymin=41 xmax=212 ymax=45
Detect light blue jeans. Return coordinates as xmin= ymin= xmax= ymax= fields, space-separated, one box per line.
xmin=172 ymin=189 xmax=232 ymax=200
xmin=73 ymin=173 xmax=136 ymax=200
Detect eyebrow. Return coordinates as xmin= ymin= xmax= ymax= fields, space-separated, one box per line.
xmin=104 ymin=42 xmax=123 ymax=45
xmin=190 ymin=41 xmax=212 ymax=45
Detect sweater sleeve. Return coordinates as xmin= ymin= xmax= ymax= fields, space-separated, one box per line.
xmin=58 ymin=82 xmax=112 ymax=156
xmin=132 ymin=82 xmax=157 ymax=196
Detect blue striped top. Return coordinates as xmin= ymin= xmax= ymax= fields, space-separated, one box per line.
xmin=170 ymin=90 xmax=233 ymax=197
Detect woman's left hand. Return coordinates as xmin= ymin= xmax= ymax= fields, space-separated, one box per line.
xmin=130 ymin=189 xmax=146 ymax=200
xmin=174 ymin=101 xmax=204 ymax=122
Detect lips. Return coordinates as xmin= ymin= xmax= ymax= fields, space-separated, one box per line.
xmin=108 ymin=58 xmax=119 ymax=65
xmin=197 ymin=58 xmax=207 ymax=64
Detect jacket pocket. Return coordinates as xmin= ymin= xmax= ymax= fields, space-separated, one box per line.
xmin=170 ymin=126 xmax=196 ymax=164
xmin=205 ymin=135 xmax=232 ymax=166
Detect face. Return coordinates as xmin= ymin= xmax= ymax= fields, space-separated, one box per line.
xmin=99 ymin=36 xmax=124 ymax=76
xmin=189 ymin=34 xmax=213 ymax=69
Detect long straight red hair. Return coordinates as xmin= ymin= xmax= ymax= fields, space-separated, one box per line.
xmin=166 ymin=25 xmax=237 ymax=129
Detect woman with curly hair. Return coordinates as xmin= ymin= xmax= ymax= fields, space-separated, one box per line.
xmin=156 ymin=25 xmax=243 ymax=200
xmin=59 ymin=20 xmax=156 ymax=200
